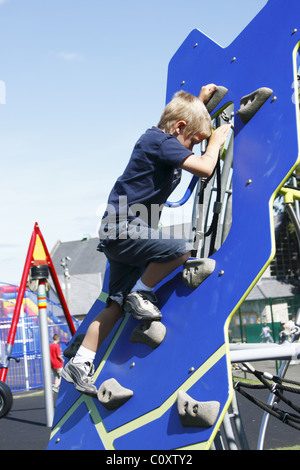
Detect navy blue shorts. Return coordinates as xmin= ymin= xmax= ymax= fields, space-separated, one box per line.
xmin=98 ymin=221 xmax=192 ymax=308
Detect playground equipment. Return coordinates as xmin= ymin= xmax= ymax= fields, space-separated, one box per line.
xmin=0 ymin=223 xmax=76 ymax=423
xmin=0 ymin=282 xmax=76 ymax=394
xmin=44 ymin=0 xmax=300 ymax=449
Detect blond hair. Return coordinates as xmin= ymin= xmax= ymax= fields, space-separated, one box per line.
xmin=157 ymin=90 xmax=212 ymax=138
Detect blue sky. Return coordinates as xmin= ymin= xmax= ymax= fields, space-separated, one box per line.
xmin=0 ymin=0 xmax=267 ymax=284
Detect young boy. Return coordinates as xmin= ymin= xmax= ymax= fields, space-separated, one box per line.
xmin=62 ymin=85 xmax=231 ymax=394
xmin=49 ymin=334 xmax=64 ymax=392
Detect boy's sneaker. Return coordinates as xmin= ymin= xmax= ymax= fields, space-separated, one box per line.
xmin=124 ymin=290 xmax=162 ymax=321
xmin=61 ymin=358 xmax=97 ymax=395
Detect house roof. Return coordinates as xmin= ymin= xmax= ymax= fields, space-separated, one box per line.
xmin=50 ymin=236 xmax=107 ymax=277
xmin=49 ymin=236 xmax=107 ymax=317
xmin=52 ymin=273 xmax=103 ymax=318
xmin=245 ymin=278 xmax=300 ymax=301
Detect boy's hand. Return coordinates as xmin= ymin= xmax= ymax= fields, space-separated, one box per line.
xmin=199 ymin=84 xmax=217 ymax=103
xmin=209 ymin=124 xmax=231 ymax=149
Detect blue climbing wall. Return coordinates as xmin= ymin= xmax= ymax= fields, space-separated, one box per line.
xmin=48 ymin=0 xmax=300 ymax=450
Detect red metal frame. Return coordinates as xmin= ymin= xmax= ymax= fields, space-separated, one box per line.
xmin=0 ymin=222 xmax=76 ymax=382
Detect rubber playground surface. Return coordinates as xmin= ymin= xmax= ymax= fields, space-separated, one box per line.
xmin=0 ymin=361 xmax=299 ymax=451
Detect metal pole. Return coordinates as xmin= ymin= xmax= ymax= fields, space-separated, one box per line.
xmin=222 ymin=412 xmax=238 ymax=450
xmin=269 ymin=298 xmax=275 ymax=342
xmin=37 ymin=279 xmax=54 ymax=427
xmin=230 ymin=390 xmax=250 ymax=450
xmin=257 ymin=359 xmax=290 ymax=450
xmin=238 ymin=308 xmax=244 ymax=343
xmin=230 ymin=342 xmax=300 ymax=362
xmin=60 ymin=256 xmax=71 ymax=306
xmin=286 ymin=202 xmax=300 ymax=250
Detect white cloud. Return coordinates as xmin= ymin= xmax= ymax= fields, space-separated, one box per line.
xmin=58 ymin=51 xmax=83 ymax=62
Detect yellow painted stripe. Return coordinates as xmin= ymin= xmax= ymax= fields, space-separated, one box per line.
xmin=50 ymin=395 xmax=85 ymax=440
xmin=93 ymin=313 xmax=131 ymax=382
xmin=85 ymin=395 xmax=111 ymax=446
xmin=88 ymin=344 xmax=227 ymax=450
xmin=98 ymin=291 xmax=108 ymax=303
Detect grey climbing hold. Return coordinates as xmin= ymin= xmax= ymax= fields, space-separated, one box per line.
xmin=130 ymin=320 xmax=166 ymax=349
xmin=97 ymin=378 xmax=133 ymax=410
xmin=205 ymin=86 xmax=228 ymax=114
xmin=177 ymin=391 xmax=220 ymax=428
xmin=63 ymin=334 xmax=85 ymax=359
xmin=182 ymin=258 xmax=216 ymax=289
xmin=237 ymin=87 xmax=273 ymax=123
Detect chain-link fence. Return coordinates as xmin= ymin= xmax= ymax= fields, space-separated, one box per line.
xmin=0 ymin=283 xmax=79 ymax=392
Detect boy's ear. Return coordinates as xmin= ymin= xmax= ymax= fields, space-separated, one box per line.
xmin=174 ymin=120 xmax=187 ymax=135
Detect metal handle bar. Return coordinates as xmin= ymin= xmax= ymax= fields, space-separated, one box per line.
xmin=165 ymin=175 xmax=198 ymax=208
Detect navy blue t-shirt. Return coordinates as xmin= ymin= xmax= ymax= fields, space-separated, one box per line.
xmin=104 ymin=127 xmax=193 ymax=227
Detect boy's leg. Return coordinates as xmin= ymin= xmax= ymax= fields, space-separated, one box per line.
xmin=141 ymin=252 xmax=191 ymax=288
xmin=54 ymin=370 xmax=62 ymax=388
xmin=101 ymin=223 xmax=193 ymax=321
xmin=124 ymin=251 xmax=191 ymax=320
xmin=81 ymin=300 xmax=123 ymax=352
xmin=62 ymin=301 xmax=123 ymax=394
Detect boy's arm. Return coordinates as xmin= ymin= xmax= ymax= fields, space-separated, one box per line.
xmin=57 ymin=345 xmax=64 ymax=363
xmin=179 ymin=124 xmax=231 ymax=178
